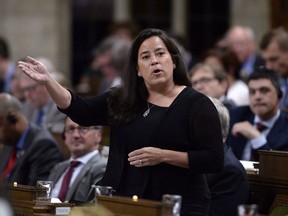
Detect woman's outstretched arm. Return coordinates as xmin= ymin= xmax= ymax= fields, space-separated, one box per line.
xmin=18 ymin=56 xmax=71 ymax=109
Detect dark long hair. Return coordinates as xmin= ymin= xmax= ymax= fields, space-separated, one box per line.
xmin=107 ymin=28 xmax=191 ymax=124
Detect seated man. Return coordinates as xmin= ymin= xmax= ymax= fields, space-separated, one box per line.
xmin=0 ymin=93 xmax=63 ymax=186
xmin=190 ymin=63 xmax=236 ymax=110
xmin=49 ymin=117 xmax=107 ymax=203
xmin=226 ymin=67 xmax=288 ymax=161
xmin=207 ymin=97 xmax=249 ymax=216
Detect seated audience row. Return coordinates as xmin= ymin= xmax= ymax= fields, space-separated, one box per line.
xmin=0 ymin=92 xmax=107 ymax=203
xmin=226 ymin=68 xmax=288 ymax=161
xmin=0 ymin=93 xmax=62 ymax=185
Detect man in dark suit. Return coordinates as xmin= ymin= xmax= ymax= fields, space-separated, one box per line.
xmin=226 ymin=68 xmax=288 ymax=161
xmin=0 ymin=93 xmax=63 ymax=186
xmin=207 ymin=97 xmax=249 ymax=216
xmin=48 ymin=117 xmax=107 ymax=203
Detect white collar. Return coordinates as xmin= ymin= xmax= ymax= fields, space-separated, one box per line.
xmin=70 ymin=150 xmax=99 ymax=165
xmin=254 ymin=109 xmax=280 ymax=128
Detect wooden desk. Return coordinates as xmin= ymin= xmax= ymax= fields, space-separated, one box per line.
xmin=247 ymin=150 xmax=288 ymax=215
xmin=248 ymin=173 xmax=288 ymax=214
xmin=97 ymin=195 xmax=162 ymax=216
xmin=4 ymin=183 xmax=73 ymax=216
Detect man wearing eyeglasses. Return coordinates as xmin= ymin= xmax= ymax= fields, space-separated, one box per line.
xmin=18 ymin=57 xmax=66 ymax=133
xmin=48 ymin=117 xmax=107 ymax=203
xmin=189 ymin=63 xmax=236 ymax=110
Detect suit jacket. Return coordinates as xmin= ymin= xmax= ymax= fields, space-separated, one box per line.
xmin=226 ymin=106 xmax=288 ymax=160
xmin=0 ymin=124 xmax=63 ymax=186
xmin=220 ymin=98 xmax=236 ymax=111
xmin=22 ymin=99 xmax=66 ymax=133
xmin=240 ymin=53 xmax=265 ymax=81
xmin=48 ymin=153 xmax=107 ymax=203
xmin=206 ymin=145 xmax=249 ymax=216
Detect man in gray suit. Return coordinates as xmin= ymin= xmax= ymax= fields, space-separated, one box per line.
xmin=48 ymin=117 xmax=107 ymax=203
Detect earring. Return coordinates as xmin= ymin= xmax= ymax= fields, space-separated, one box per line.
xmin=173 ymin=64 xmax=176 ymax=69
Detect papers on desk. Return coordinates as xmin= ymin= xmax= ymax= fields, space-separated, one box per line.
xmin=50 ymin=198 xmax=72 ymax=215
xmin=51 ymin=198 xmax=62 ymax=203
xmin=240 ymin=160 xmax=259 ymax=174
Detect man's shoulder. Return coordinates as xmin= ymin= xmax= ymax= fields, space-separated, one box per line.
xmin=274 ymin=111 xmax=288 ymax=128
xmin=88 ymin=155 xmax=108 ymax=167
xmin=28 ymin=124 xmax=56 ymax=141
xmin=230 ymin=106 xmax=252 ymax=117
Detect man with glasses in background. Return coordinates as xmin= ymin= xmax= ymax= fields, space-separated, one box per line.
xmin=48 ymin=117 xmax=107 ymax=203
xmin=189 ymin=63 xmax=236 ymax=110
xmin=18 ymin=58 xmax=66 ymax=133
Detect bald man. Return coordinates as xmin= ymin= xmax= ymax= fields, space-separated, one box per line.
xmin=225 ymin=25 xmax=265 ymax=80
xmin=0 ymin=93 xmax=62 ymax=186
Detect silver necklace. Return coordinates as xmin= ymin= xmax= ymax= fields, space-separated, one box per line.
xmin=143 ymin=102 xmax=156 ymax=117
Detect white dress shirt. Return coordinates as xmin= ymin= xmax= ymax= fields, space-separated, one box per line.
xmin=51 ymin=150 xmax=99 ymax=198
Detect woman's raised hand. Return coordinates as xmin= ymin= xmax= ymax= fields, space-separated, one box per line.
xmin=18 ymin=56 xmax=51 ymax=83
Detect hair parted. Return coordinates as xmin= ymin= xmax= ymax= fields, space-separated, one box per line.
xmin=107 ymin=28 xmax=191 ymax=124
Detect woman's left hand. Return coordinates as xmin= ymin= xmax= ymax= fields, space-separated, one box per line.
xmin=128 ymin=147 xmax=165 ymax=167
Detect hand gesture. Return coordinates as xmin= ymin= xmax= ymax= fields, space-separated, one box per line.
xmin=128 ymin=147 xmax=164 ymax=167
xmin=18 ymin=56 xmax=50 ymax=83
xmin=231 ymin=121 xmax=261 ymax=140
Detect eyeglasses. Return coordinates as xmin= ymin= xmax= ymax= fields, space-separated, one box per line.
xmin=191 ymin=77 xmax=216 ymax=86
xmin=21 ymin=84 xmax=41 ymax=93
xmin=64 ymin=126 xmax=100 ymax=135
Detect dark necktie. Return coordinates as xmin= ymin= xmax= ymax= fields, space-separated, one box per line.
xmin=0 ymin=146 xmax=17 ymax=180
xmin=256 ymin=122 xmax=267 ymax=132
xmin=36 ymin=110 xmax=44 ymax=126
xmin=58 ymin=160 xmax=80 ymax=202
xmin=250 ymin=122 xmax=268 ymax=161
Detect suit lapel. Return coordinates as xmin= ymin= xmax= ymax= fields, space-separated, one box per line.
xmin=53 ymin=162 xmax=70 ymax=183
xmin=267 ymin=112 xmax=286 ymax=143
xmin=11 ymin=125 xmax=35 ymax=171
xmin=1 ymin=126 xmax=35 ymax=175
xmin=0 ymin=145 xmax=13 ymax=173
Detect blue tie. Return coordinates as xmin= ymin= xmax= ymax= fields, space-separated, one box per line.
xmin=36 ymin=110 xmax=44 ymax=126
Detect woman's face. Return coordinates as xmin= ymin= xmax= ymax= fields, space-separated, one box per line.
xmin=137 ymin=36 xmax=175 ymax=89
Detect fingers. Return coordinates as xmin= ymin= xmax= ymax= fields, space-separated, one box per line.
xmin=128 ymin=149 xmax=142 ymax=157
xmin=26 ymin=56 xmax=38 ymax=65
xmin=17 ymin=56 xmax=38 ymax=69
xmin=134 ymin=159 xmax=148 ymax=167
xmin=128 ymin=156 xmax=146 ymax=167
xmin=17 ymin=62 xmax=28 ymax=73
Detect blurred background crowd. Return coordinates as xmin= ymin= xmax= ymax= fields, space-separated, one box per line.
xmin=1 ymin=1 xmax=288 ymax=215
